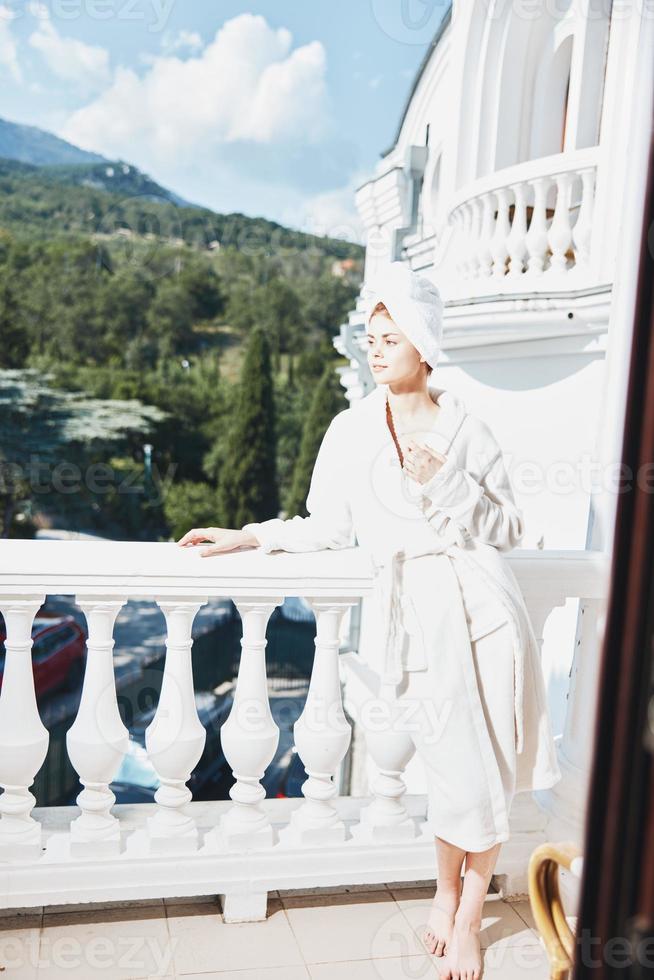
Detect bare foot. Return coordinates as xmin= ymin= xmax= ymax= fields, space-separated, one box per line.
xmin=423 ymin=884 xmax=461 ymax=956
xmin=437 ymin=912 xmax=483 ymax=979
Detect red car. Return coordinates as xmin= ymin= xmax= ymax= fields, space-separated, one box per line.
xmin=0 ymin=614 xmax=87 ymax=699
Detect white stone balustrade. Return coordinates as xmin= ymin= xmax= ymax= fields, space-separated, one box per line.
xmin=211 ymin=597 xmax=283 ymax=852
xmin=0 ymin=540 xmax=607 ymax=921
xmin=146 ymin=599 xmax=208 ymax=852
xmin=445 ymin=148 xmax=599 ymax=294
xmin=280 ymin=598 xmax=357 ymax=847
xmin=66 ymin=597 xmax=129 ymax=855
xmin=0 ymin=595 xmax=48 ymax=861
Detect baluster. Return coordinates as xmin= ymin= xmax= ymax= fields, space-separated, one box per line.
xmin=66 ymin=597 xmax=128 ymax=855
xmin=490 ymin=187 xmax=510 ymax=278
xmin=455 ymin=204 xmax=472 ymax=280
xmin=0 ymin=595 xmax=48 ymax=860
xmin=525 ymin=176 xmax=551 ymax=275
xmin=279 ymin=598 xmax=356 ymax=847
xmin=476 ymin=192 xmax=495 ymax=278
xmin=571 ymin=168 xmax=596 ymax=274
xmin=506 ymin=181 xmax=529 ymax=277
xmin=435 ymin=209 xmax=457 ymax=277
xmin=145 ymin=598 xmax=208 ymax=853
xmin=352 ymin=701 xmax=418 ymax=842
xmin=547 ymin=171 xmax=574 ymax=275
xmin=448 ymin=206 xmax=461 ymax=278
xmin=464 ymin=199 xmax=482 ymax=280
xmin=206 ymin=597 xmax=283 ymax=851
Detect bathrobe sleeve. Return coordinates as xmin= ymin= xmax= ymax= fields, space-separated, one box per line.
xmin=241 ymin=410 xmax=355 ymax=553
xmin=418 ymin=420 xmax=525 ymax=552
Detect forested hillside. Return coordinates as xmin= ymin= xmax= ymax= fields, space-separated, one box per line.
xmin=0 ymin=130 xmax=362 ymax=541
xmin=0 ymin=157 xmax=360 ymax=256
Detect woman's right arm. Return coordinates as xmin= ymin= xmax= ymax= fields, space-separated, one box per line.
xmin=177 ymin=411 xmax=355 ymax=556
xmin=242 ymin=411 xmax=355 ymax=553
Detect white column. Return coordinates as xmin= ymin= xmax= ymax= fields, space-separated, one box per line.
xmin=466 ymin=198 xmax=484 ymax=281
xmin=455 ymin=203 xmax=472 ymax=280
xmin=506 ymin=181 xmax=529 ymax=277
xmin=477 ymin=192 xmax=495 ymax=278
xmin=525 ymin=176 xmax=551 ymax=275
xmin=279 ymin=598 xmax=355 ymax=847
xmin=0 ymin=595 xmax=48 ymax=861
xmin=547 ymin=171 xmax=574 ymax=275
xmin=491 ymin=187 xmax=511 ymax=278
xmin=351 ymin=702 xmax=418 ymax=844
xmin=207 ymin=596 xmax=283 ymax=851
xmin=145 ymin=598 xmax=208 ymax=853
xmin=537 ymin=598 xmax=604 ymax=846
xmin=571 ymin=168 xmax=596 ymax=274
xmin=66 ymin=596 xmax=128 ymax=855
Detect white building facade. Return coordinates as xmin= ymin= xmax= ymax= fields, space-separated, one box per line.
xmin=336 ymin=0 xmax=654 ymax=895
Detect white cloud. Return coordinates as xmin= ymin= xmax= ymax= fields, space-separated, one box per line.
xmin=49 ymin=12 xmax=361 ymax=241
xmin=160 ymin=28 xmax=203 ymax=56
xmin=60 ymin=13 xmax=330 ymax=168
xmin=28 ymin=10 xmax=110 ymax=88
xmin=295 ymin=174 xmax=367 ymax=245
xmin=0 ymin=5 xmax=22 ymax=82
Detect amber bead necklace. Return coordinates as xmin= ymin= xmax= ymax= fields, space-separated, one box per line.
xmin=385 ymin=395 xmax=407 ymax=469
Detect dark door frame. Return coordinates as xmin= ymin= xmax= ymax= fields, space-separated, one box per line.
xmin=574 ymin=107 xmax=654 ymax=977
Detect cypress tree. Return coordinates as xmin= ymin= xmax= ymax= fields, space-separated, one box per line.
xmin=218 ymin=327 xmax=280 ymax=527
xmin=285 ymin=364 xmax=347 ymax=518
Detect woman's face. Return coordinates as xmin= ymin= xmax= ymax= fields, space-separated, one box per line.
xmin=366 ymin=310 xmax=426 ymax=385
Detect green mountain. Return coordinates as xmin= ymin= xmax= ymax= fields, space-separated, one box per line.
xmin=0 ymin=117 xmax=361 ymax=257
xmin=0 ymin=156 xmax=361 ymax=259
xmin=36 ymin=160 xmax=193 ymax=207
xmin=0 ymin=116 xmax=106 ymax=166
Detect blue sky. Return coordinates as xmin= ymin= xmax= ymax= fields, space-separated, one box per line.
xmin=0 ymin=1 xmax=450 ymax=240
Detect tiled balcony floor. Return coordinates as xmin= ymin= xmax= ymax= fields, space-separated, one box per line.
xmin=0 ymin=881 xmax=562 ymax=979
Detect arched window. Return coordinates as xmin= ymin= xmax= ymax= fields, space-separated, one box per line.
xmin=456 ymin=0 xmax=609 ymax=181
xmin=561 ymin=73 xmax=571 ymax=152
xmin=530 ymin=32 xmax=574 ymax=159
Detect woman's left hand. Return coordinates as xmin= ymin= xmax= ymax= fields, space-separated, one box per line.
xmin=401 ymin=440 xmax=447 ymax=484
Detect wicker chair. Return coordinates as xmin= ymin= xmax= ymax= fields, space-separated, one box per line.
xmin=527 ymin=841 xmax=584 ymax=980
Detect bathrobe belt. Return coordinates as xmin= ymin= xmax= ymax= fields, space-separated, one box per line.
xmin=369 ymin=521 xmax=525 ymax=754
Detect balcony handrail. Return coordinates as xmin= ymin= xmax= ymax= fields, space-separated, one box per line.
xmin=0 ymin=539 xmax=606 ymax=597
xmin=0 ymin=539 xmax=377 ymax=599
xmin=449 ymin=146 xmax=600 ymax=215
xmin=0 ymin=541 xmax=608 ymax=921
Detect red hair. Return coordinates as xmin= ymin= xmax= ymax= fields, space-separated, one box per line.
xmin=368 ymin=302 xmax=432 ymax=374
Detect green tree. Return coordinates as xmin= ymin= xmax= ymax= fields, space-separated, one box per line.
xmin=298 ymin=273 xmax=358 ymax=340
xmin=146 ymin=279 xmax=194 ymax=360
xmin=285 ymin=363 xmax=348 ymax=517
xmin=162 ymin=479 xmax=221 ymax=541
xmin=94 ymin=269 xmax=155 ymax=362
xmin=0 ymin=276 xmax=29 ymax=367
xmin=217 ymin=327 xmax=280 ymax=527
xmin=256 ymin=278 xmax=302 ymax=373
xmin=177 ymin=262 xmax=225 ymax=321
xmin=225 ymin=278 xmax=257 ymax=336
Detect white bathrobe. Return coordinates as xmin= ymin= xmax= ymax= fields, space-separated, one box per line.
xmin=242 ymin=382 xmax=562 ymax=847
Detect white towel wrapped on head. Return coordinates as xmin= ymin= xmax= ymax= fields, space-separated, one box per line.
xmin=365 ymin=261 xmax=444 ymax=370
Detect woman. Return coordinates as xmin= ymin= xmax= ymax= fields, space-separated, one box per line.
xmin=178 ymin=261 xmax=561 ymax=980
